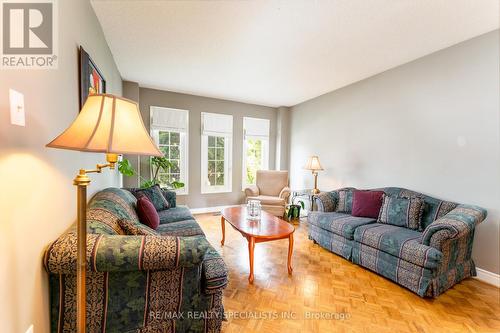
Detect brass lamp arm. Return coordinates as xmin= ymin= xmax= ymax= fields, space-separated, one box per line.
xmin=73 ymin=154 xmax=118 ymax=186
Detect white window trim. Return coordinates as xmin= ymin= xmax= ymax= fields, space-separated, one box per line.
xmin=201 ymin=112 xmax=233 ymax=194
xmin=242 ymin=117 xmax=270 ymax=189
xmin=150 ymin=106 xmax=189 ymax=195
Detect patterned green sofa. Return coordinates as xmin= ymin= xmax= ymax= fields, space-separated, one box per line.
xmin=44 ymin=188 xmax=228 ymax=333
xmin=309 ymin=187 xmax=486 ymax=297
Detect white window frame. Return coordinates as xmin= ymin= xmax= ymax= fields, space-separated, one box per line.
xmin=242 ymin=117 xmax=270 ymax=189
xmin=201 ymin=112 xmax=233 ymax=194
xmin=150 ymin=106 xmax=189 ymax=195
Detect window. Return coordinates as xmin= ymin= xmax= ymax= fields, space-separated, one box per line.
xmin=150 ymin=106 xmax=189 ymax=195
xmin=243 ymin=117 xmax=270 ymax=187
xmin=201 ymin=112 xmax=233 ymax=193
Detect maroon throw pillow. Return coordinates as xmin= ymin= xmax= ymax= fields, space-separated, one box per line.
xmin=351 ymin=190 xmax=384 ymax=219
xmin=136 ymin=196 xmax=160 ymax=230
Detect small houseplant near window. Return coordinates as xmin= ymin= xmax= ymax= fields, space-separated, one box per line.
xmin=118 ymin=157 xmax=185 ymax=190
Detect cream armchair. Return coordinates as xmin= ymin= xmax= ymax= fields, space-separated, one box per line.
xmin=244 ymin=170 xmax=290 ymax=217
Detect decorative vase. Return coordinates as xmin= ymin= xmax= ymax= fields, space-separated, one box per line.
xmin=247 ymin=200 xmax=261 ymax=220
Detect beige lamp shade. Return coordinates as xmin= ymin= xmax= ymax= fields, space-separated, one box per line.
xmin=47 ymin=94 xmax=162 ymax=156
xmin=304 ymin=156 xmax=324 ymax=171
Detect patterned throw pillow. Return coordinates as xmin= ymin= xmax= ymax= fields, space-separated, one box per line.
xmin=315 ymin=192 xmax=336 ymax=212
xmin=134 ymin=184 xmax=170 ymax=211
xmin=118 ymin=219 xmax=158 ymax=236
xmin=336 ymin=189 xmax=353 ymax=213
xmin=378 ymin=195 xmax=424 ymax=230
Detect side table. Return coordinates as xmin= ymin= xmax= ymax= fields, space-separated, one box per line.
xmin=290 ymin=189 xmax=317 ymax=217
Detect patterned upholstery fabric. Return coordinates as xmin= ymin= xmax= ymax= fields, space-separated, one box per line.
xmin=377 ymin=195 xmax=424 ymax=230
xmin=119 ymin=219 xmax=159 ymax=236
xmin=308 ymin=186 xmax=487 ymax=298
xmin=308 ymin=224 xmax=354 ymax=260
xmin=314 ymin=192 xmax=336 ymax=212
xmin=336 ymin=188 xmax=354 ymax=213
xmin=161 ymin=188 xmax=177 ymax=208
xmin=353 ymin=224 xmax=442 ymax=269
xmin=352 ymin=243 xmax=435 ymax=296
xmin=203 ymin=247 xmax=229 ymax=294
xmin=157 ymin=219 xmax=205 ymax=237
xmin=133 ymin=184 xmax=170 ymax=211
xmin=87 ymin=187 xmax=140 ymax=235
xmin=308 ymin=211 xmax=375 ymax=240
xmin=421 ymin=204 xmax=486 ymax=249
xmin=44 ymin=187 xmax=227 ymax=333
xmin=158 ymin=206 xmax=194 ymax=224
xmin=125 ymin=187 xmax=177 ymax=208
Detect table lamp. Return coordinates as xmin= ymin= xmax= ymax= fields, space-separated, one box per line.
xmin=304 ymin=156 xmax=324 ymax=194
xmin=46 ymin=94 xmax=162 ymax=333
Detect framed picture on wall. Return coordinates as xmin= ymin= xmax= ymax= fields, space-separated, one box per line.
xmin=79 ymin=46 xmax=106 ymax=109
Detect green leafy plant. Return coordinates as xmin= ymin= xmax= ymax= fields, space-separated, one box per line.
xmin=117 ymin=157 xmax=185 ymax=190
xmin=286 ymin=201 xmax=305 ymax=221
xmin=117 ymin=158 xmax=135 ymax=177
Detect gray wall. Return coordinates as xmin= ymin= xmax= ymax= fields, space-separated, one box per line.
xmin=276 ymin=106 xmax=290 ymax=170
xmin=0 ymin=1 xmax=122 ymax=332
xmin=289 ymin=31 xmax=500 ymax=275
xmin=123 ymin=86 xmax=278 ymax=208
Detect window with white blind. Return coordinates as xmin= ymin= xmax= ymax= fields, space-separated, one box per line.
xmin=242 ymin=117 xmax=270 ymax=187
xmin=201 ymin=112 xmax=233 ymax=193
xmin=150 ymin=106 xmax=189 ymax=195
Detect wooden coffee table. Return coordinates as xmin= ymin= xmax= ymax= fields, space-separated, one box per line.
xmin=220 ymin=206 xmax=295 ymax=283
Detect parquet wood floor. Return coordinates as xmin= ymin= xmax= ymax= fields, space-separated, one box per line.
xmin=195 ymin=213 xmax=500 ymax=333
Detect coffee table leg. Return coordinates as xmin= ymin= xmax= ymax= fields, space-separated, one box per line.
xmin=220 ymin=216 xmax=225 ymax=246
xmin=248 ymin=236 xmax=255 ymax=283
xmin=288 ymin=233 xmax=294 ymax=274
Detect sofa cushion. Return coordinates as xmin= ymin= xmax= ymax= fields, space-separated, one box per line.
xmin=353 ymin=223 xmax=442 ymax=269
xmin=133 ymin=184 xmax=169 ymax=211
xmin=308 ymin=211 xmax=376 ymax=240
xmin=136 ymin=196 xmax=160 ymax=230
xmin=352 ymin=190 xmax=384 ymax=218
xmin=336 ymin=189 xmax=354 ymax=213
xmin=158 ymin=206 xmax=193 ymax=224
xmin=247 ymin=195 xmax=286 ymax=206
xmin=118 ymin=219 xmax=159 ymax=236
xmin=157 ymin=219 xmax=205 ymax=236
xmin=378 ymin=195 xmax=424 ymax=230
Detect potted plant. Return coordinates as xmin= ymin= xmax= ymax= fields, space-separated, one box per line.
xmin=285 ymin=200 xmax=305 ymax=223
xmin=118 ymin=157 xmax=185 ymax=190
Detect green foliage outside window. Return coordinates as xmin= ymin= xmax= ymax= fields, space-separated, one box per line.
xmin=245 ymin=138 xmax=263 ymax=185
xmin=207 ymin=135 xmax=225 ymax=186
xmin=117 ymin=130 xmax=185 ymax=190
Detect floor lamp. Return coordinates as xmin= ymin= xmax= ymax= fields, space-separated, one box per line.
xmin=46 ymin=94 xmax=162 ymax=333
xmin=304 ymin=155 xmax=324 ymax=194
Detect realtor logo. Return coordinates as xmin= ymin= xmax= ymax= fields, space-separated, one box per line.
xmin=1 ymin=0 xmax=58 ymax=69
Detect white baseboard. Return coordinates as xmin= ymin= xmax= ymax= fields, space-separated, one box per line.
xmin=190 ymin=204 xmax=244 ymax=215
xmin=475 ymin=268 xmax=500 ymax=287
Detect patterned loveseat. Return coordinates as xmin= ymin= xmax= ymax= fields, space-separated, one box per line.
xmin=44 ymin=187 xmax=228 ymax=333
xmin=309 ymin=187 xmax=486 ymax=297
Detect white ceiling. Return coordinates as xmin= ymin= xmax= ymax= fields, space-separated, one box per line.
xmin=91 ymin=0 xmax=499 ymax=107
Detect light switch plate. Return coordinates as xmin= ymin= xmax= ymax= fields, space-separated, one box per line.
xmin=9 ymin=88 xmax=25 ymax=126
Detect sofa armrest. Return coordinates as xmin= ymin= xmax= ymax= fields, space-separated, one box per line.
xmin=421 ymin=204 xmax=487 ymax=249
xmin=244 ymin=185 xmax=259 ymax=197
xmin=313 ymin=192 xmax=337 ymax=212
xmin=202 ymin=246 xmax=228 ymax=294
xmin=44 ymin=231 xmax=210 ymax=274
xmin=279 ymin=186 xmax=291 ymax=202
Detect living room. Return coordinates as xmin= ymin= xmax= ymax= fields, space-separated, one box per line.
xmin=1 ymin=1 xmax=499 ymax=333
